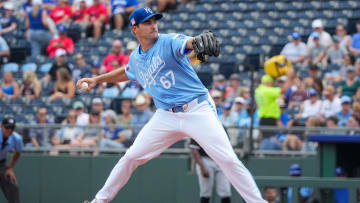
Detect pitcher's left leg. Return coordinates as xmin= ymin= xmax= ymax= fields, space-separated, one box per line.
xmin=184 ymin=104 xmax=267 ymax=203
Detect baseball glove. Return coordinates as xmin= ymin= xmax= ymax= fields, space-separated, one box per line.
xmin=192 ymin=31 xmax=220 ymax=63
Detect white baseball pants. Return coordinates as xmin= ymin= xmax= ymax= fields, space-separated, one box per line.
xmin=95 ymin=96 xmax=267 ymax=203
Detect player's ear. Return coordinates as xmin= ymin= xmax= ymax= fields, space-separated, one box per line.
xmin=131 ymin=26 xmax=136 ymax=36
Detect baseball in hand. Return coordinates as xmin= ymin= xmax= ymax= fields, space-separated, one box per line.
xmin=81 ymin=82 xmax=89 ymax=91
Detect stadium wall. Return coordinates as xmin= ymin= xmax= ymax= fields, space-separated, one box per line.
xmin=0 ymin=155 xmax=318 ymax=203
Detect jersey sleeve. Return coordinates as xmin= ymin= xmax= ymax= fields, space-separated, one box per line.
xmin=14 ymin=134 xmax=23 ymax=153
xmin=124 ymin=63 xmax=136 ymax=80
xmin=170 ymin=34 xmax=192 ymax=58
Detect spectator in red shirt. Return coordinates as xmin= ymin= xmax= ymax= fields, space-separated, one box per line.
xmin=101 ymin=39 xmax=129 ymax=73
xmin=49 ymin=0 xmax=72 ymax=25
xmin=72 ymin=0 xmax=88 ymax=28
xmin=46 ymin=24 xmax=74 ymax=57
xmin=84 ymin=0 xmax=109 ymax=40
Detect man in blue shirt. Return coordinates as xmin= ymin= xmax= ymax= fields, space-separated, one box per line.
xmin=350 ymin=20 xmax=360 ymax=56
xmin=0 ymin=117 xmax=23 ymax=203
xmin=79 ymin=7 xmax=266 ymax=203
xmin=337 ymin=96 xmax=353 ymax=127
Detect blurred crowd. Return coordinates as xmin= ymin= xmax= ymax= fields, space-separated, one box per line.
xmin=0 ymin=1 xmax=360 ymax=151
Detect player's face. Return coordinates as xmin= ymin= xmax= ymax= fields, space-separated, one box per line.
xmin=135 ymin=17 xmax=158 ymax=41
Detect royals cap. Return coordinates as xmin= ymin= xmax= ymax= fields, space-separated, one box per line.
xmin=129 ymin=7 xmax=163 ymax=26
xmin=312 ymin=32 xmax=320 ymax=38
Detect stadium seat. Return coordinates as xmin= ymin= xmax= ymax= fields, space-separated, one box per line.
xmin=39 ymin=63 xmax=52 ymax=73
xmin=21 ymin=63 xmax=37 ymax=72
xmin=3 ymin=63 xmax=19 ymax=72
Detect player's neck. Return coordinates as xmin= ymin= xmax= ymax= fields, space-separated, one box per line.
xmin=139 ymin=37 xmax=158 ymax=52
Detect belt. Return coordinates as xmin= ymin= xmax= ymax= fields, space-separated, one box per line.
xmin=168 ymin=94 xmax=208 ymax=113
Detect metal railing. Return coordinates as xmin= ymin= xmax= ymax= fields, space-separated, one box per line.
xmin=12 ymin=123 xmax=360 ymax=156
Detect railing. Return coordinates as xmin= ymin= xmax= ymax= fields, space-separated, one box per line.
xmin=255 ymin=176 xmax=360 ymax=203
xmin=13 ymin=123 xmax=360 ymax=156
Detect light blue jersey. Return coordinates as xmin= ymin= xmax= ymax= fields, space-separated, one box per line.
xmin=125 ymin=33 xmax=208 ymax=109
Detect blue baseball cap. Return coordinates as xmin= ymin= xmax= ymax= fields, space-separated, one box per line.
xmin=289 ymin=164 xmax=301 ymax=176
xmin=129 ymin=7 xmax=163 ymax=26
xmin=335 ymin=166 xmax=345 ymax=176
xmin=341 ymin=96 xmax=351 ymax=104
xmin=92 ymin=61 xmax=101 ymax=67
xmin=222 ymin=103 xmax=233 ymax=110
xmin=57 ymin=24 xmax=67 ymax=33
xmin=312 ymin=32 xmax=320 ymax=38
xmin=308 ymin=89 xmax=317 ymax=97
xmin=292 ymin=32 xmax=300 ymax=39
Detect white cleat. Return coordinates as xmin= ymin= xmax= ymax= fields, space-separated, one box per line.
xmin=84 ymin=199 xmax=107 ymax=203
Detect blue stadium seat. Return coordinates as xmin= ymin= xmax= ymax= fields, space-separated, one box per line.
xmin=21 ymin=63 xmax=37 ymax=72
xmin=39 ymin=63 xmax=52 ymax=73
xmin=3 ymin=63 xmax=19 ymax=72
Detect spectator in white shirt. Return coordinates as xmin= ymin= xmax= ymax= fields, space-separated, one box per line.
xmin=297 ymin=89 xmax=322 ymax=119
xmin=307 ymin=19 xmax=333 ymax=49
xmin=73 ymin=101 xmax=89 ymax=126
xmin=323 ymin=35 xmax=347 ymax=66
xmin=281 ymin=32 xmax=307 ymax=65
xmin=320 ymin=85 xmax=342 ymax=120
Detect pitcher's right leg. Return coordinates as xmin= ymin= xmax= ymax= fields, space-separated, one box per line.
xmin=95 ymin=110 xmax=184 ymax=202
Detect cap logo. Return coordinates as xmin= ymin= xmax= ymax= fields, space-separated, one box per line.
xmin=131 ymin=18 xmax=135 ymax=26
xmin=144 ymin=7 xmax=153 ymax=14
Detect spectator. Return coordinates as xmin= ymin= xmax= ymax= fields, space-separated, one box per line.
xmin=101 ymin=83 xmax=120 ymax=98
xmin=50 ymin=68 xmax=75 ymax=100
xmin=0 ymin=72 xmax=20 ymax=99
xmin=110 ymin=0 xmax=138 ymax=30
xmin=100 ymin=109 xmax=130 ymax=148
xmin=297 ymin=89 xmax=322 ymax=120
xmin=219 ymin=103 xmax=237 ymax=127
xmin=72 ymin=53 xmax=91 ymax=82
xmin=334 ymin=166 xmax=349 ymax=203
xmin=21 ymin=0 xmax=33 ymax=17
xmin=226 ymin=73 xmax=241 ymax=103
xmin=287 ymin=164 xmax=316 ymax=203
xmin=72 ymin=0 xmax=89 ymax=28
xmin=303 ymin=64 xmax=321 ymax=89
xmin=49 ymin=0 xmax=72 ymax=25
xmin=212 ymin=74 xmax=231 ymax=99
xmin=307 ymin=19 xmax=333 ymax=49
xmin=77 ymin=109 xmax=102 ymax=147
xmin=338 ymin=66 xmax=360 ymax=97
xmin=350 ymin=20 xmax=360 ymax=56
xmin=73 ymin=101 xmax=89 ymax=126
xmin=307 ymin=32 xmax=325 ymax=66
xmin=84 ymin=0 xmax=109 ymax=40
xmin=0 ymin=35 xmax=10 ymax=63
xmin=28 ymin=107 xmax=54 ymax=147
xmin=232 ymin=97 xmax=247 ymax=118
xmin=327 ymin=54 xmax=357 ymax=83
xmin=320 ymin=85 xmax=342 ymax=120
xmin=157 ymin=0 xmax=177 ymax=12
xmin=117 ymin=99 xmax=133 ymax=127
xmin=91 ymin=97 xmax=105 ymax=122
xmin=42 ymin=0 xmax=58 ymax=12
xmin=46 ymin=24 xmax=74 ymax=57
xmin=20 ymin=70 xmax=41 ymax=99
xmin=288 ymin=78 xmax=307 ymax=111
xmin=42 ymin=48 xmax=73 ymax=82
xmin=0 ymin=2 xmax=18 ymax=35
xmin=352 ymin=103 xmax=360 ymax=124
xmin=336 ymin=24 xmax=351 ymax=52
xmin=323 ymin=35 xmax=347 ymax=66
xmin=102 ymin=40 xmax=129 ymax=73
xmin=326 ymin=116 xmax=339 ymax=128
xmin=255 ymin=75 xmax=282 ymax=150
xmin=337 ymin=96 xmax=353 ymax=127
xmin=346 ymin=116 xmax=360 ymax=134
xmin=280 ymin=32 xmax=307 ymax=64
xmin=91 ymin=61 xmax=101 ymax=77
xmin=26 ymin=0 xmax=53 ymax=58
xmin=303 ymin=116 xmax=321 ymax=151
xmin=211 ymin=90 xmax=223 ymax=116
xmin=131 ymin=94 xmax=153 ymax=138
xmin=354 ymin=87 xmax=360 ymax=104
xmin=282 ymin=120 xmax=303 ymax=151
xmin=264 ymin=187 xmax=279 ymax=203
xmin=126 ymin=40 xmax=138 ymax=55
xmin=52 ymin=110 xmax=84 ymax=147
